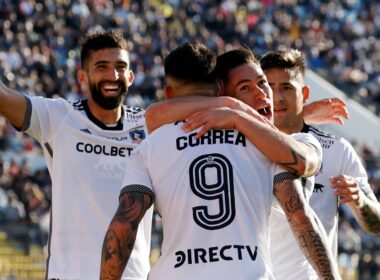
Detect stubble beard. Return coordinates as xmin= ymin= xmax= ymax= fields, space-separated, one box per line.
xmin=89 ymin=80 xmax=128 ymax=110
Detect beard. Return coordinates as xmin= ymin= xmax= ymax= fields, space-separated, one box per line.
xmin=89 ymin=80 xmax=128 ymax=110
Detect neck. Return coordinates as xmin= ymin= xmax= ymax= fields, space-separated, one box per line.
xmin=86 ymin=98 xmax=122 ymax=125
xmin=279 ymin=120 xmax=305 ymax=134
xmin=177 ymin=83 xmax=217 ymax=97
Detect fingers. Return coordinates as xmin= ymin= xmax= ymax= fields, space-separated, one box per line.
xmin=333 ymin=105 xmax=349 ymax=120
xmin=329 ymin=97 xmax=346 ymax=107
xmin=330 ymin=175 xmax=360 ymax=204
xmin=328 ymin=98 xmax=349 ymax=120
xmin=331 ymin=117 xmax=344 ymax=126
xmin=182 ymin=111 xmax=206 ymax=132
xmin=194 ymin=125 xmax=211 ymax=139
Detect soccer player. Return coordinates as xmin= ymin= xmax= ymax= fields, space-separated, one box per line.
xmin=260 ymin=49 xmax=380 ymax=279
xmin=0 ymin=30 xmax=153 ymax=279
xmin=100 ymin=43 xmax=339 ymax=279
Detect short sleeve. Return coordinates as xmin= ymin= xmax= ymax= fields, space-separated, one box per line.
xmin=120 ymin=144 xmax=155 ymax=202
xmin=291 ymin=132 xmax=323 ymax=176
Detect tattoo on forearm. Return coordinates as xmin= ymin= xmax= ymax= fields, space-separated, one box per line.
xmin=276 ymin=180 xmax=337 ymax=279
xmin=279 ymin=149 xmax=305 ymax=175
xmin=294 ymin=229 xmax=336 ymax=279
xmin=360 ymin=204 xmax=380 ymax=234
xmin=100 ymin=192 xmax=152 ymax=280
xmin=284 ymin=195 xmax=303 ymax=214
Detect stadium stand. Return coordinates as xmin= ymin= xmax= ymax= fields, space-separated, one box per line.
xmin=0 ymin=1 xmax=379 ymax=279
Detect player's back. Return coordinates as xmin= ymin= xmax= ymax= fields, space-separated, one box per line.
xmin=135 ymin=121 xmax=276 ymax=280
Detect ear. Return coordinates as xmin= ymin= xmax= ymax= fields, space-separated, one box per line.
xmin=302 ymin=85 xmax=310 ymax=103
xmin=127 ymin=70 xmax=134 ymax=86
xmin=77 ymin=70 xmax=88 ymax=91
xmin=77 ymin=69 xmax=86 ymax=85
xmin=218 ymin=79 xmax=226 ymax=96
xmin=164 ymin=85 xmax=173 ymax=99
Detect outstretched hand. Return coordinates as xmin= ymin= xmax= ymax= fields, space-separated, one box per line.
xmin=304 ymin=98 xmax=349 ymax=125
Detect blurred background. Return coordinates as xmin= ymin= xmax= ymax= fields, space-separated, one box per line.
xmin=0 ymin=0 xmax=379 ymax=279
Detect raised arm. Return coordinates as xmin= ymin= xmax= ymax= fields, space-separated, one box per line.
xmin=0 ymin=80 xmax=28 ymax=129
xmin=100 ymin=192 xmax=152 ymax=280
xmin=182 ymin=108 xmax=320 ymax=177
xmin=304 ymin=98 xmax=349 ymax=126
xmin=274 ymin=176 xmax=341 ymax=280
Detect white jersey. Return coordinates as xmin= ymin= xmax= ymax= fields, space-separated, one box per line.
xmin=122 ymin=121 xmax=287 ymax=280
xmin=269 ymin=132 xmax=323 ymax=280
xmin=305 ymin=124 xmax=373 ymax=257
xmin=23 ymin=97 xmax=153 ymax=280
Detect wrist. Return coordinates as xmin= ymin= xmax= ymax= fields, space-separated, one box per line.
xmin=355 ymin=197 xmax=366 ymax=210
xmin=219 ymin=96 xmax=235 ymax=109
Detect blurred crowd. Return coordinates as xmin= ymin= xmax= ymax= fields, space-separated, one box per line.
xmin=1 ymin=0 xmax=380 ymax=113
xmin=0 ymin=0 xmax=380 ymax=277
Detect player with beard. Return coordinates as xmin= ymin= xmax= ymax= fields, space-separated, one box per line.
xmin=0 ymin=30 xmax=153 ymax=280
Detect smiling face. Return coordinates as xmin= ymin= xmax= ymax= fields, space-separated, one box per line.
xmin=265 ymin=67 xmax=309 ymax=133
xmin=78 ymin=48 xmax=134 ymax=110
xmin=222 ymin=62 xmax=274 ymax=122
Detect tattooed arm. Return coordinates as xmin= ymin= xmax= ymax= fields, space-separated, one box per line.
xmin=100 ymin=192 xmax=153 ymax=280
xmin=354 ymin=195 xmax=380 ymax=234
xmin=330 ymin=174 xmax=380 ymax=234
xmin=274 ymin=176 xmax=341 ymax=280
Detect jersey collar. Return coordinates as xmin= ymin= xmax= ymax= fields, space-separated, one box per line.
xmin=301 ymin=122 xmax=310 ymax=133
xmin=82 ymin=100 xmax=124 ymax=131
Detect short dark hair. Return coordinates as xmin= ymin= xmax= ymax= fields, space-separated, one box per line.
xmin=164 ymin=41 xmax=216 ymax=84
xmin=79 ymin=30 xmax=129 ymax=67
xmin=260 ymin=49 xmax=306 ymax=79
xmin=215 ymin=48 xmax=260 ymax=82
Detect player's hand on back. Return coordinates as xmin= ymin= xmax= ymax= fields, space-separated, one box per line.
xmin=182 ymin=107 xmax=240 ymax=139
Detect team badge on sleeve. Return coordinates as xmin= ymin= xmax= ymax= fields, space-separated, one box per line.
xmin=129 ymin=127 xmax=146 ymax=144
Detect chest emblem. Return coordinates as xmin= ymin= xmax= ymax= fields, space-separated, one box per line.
xmin=129 ymin=127 xmax=146 ymax=144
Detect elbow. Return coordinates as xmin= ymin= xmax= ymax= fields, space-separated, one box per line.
xmin=300 ymin=153 xmax=320 ymax=178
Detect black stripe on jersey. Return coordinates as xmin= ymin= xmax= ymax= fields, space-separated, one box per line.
xmin=45 ymin=207 xmax=54 ymax=280
xmin=302 ymin=123 xmax=336 ymax=139
xmin=273 ymin=172 xmax=300 ymax=185
xmin=81 ymin=100 xmax=125 ymax=130
xmin=72 ymin=99 xmax=85 ymax=111
xmin=125 ymin=106 xmax=144 ymax=114
xmin=44 ymin=142 xmax=53 ymax=158
xmin=20 ymin=95 xmax=32 ymax=131
xmin=120 ymin=184 xmax=155 ymax=206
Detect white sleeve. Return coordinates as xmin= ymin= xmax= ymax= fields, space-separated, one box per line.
xmin=24 ymin=96 xmax=66 ymax=144
xmin=120 ymin=143 xmax=154 ymax=201
xmin=291 ymin=132 xmax=323 ymax=175
xmin=339 ymin=138 xmax=373 ymax=196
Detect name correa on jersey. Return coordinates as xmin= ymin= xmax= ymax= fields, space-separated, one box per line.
xmin=176 ymin=129 xmax=246 ymax=151
xmin=174 ymin=244 xmax=258 ymax=268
